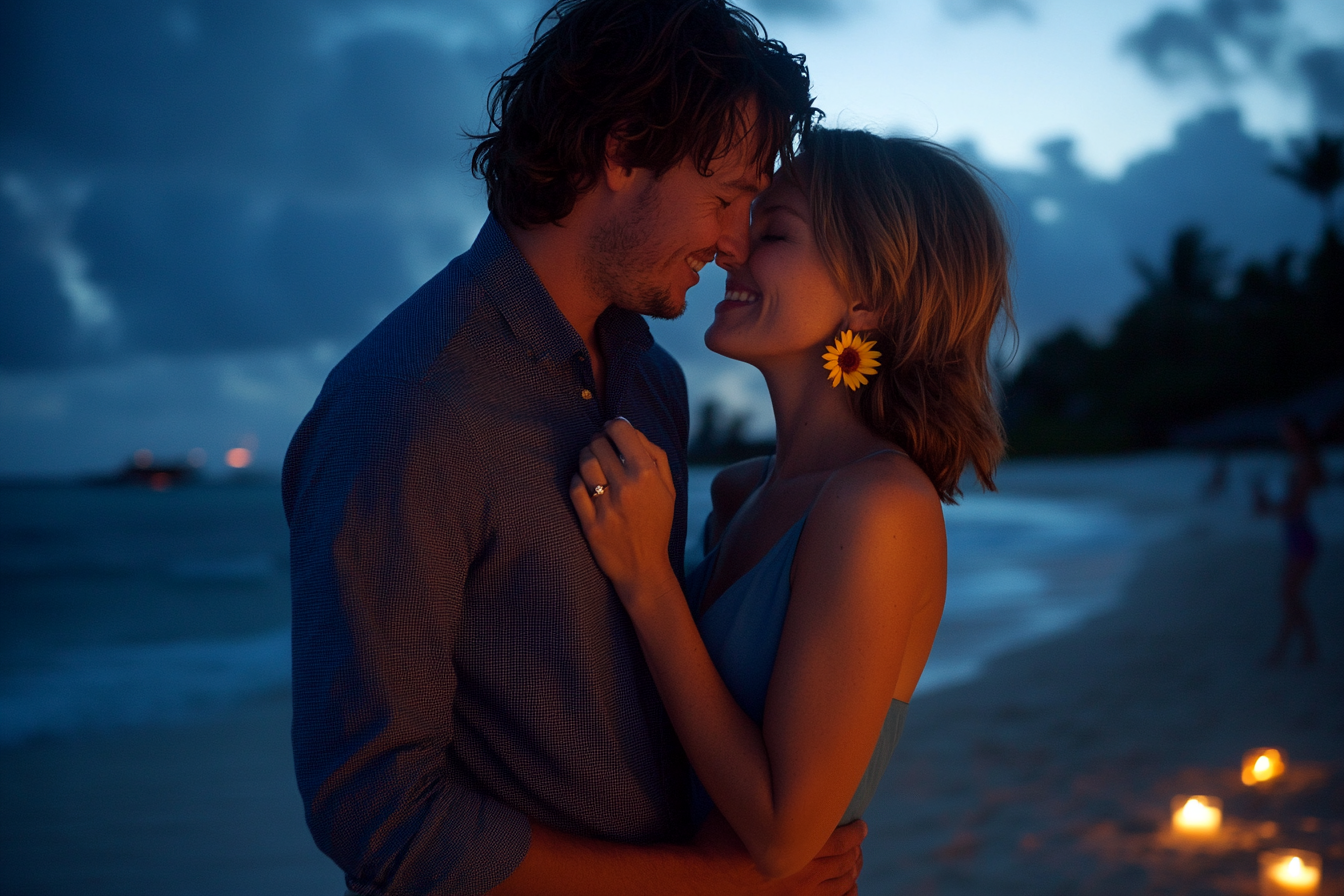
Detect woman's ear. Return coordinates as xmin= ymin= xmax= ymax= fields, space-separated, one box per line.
xmin=845 ymin=300 xmax=881 ymax=333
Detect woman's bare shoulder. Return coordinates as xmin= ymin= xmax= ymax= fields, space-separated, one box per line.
xmin=780 ymin=451 xmax=946 ymax=667
xmin=807 ymin=451 xmax=944 ymax=559
xmin=780 ymin=450 xmax=946 ymax=705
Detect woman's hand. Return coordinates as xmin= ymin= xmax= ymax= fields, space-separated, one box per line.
xmin=569 ymin=418 xmax=678 ymax=602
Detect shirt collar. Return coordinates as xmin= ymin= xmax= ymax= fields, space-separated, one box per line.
xmin=464 ymin=215 xmax=654 ymax=363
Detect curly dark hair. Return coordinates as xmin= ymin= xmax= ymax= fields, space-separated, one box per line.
xmin=470 ymin=0 xmax=818 ymax=228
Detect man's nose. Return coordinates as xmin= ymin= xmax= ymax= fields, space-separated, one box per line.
xmin=713 ymin=203 xmax=751 ymax=269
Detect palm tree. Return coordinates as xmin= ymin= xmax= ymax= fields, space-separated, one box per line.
xmin=1273 ymin=133 xmax=1344 ymax=231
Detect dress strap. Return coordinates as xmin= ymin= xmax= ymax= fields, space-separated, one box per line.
xmin=757 ymin=455 xmax=775 ymax=487
xmin=857 ymin=447 xmax=907 ymax=461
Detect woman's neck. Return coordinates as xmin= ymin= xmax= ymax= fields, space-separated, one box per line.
xmin=759 ymin=357 xmax=890 ymax=483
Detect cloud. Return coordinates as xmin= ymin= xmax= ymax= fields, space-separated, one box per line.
xmin=2 ymin=175 xmax=119 ymax=357
xmin=1298 ymin=46 xmax=1344 ymax=129
xmin=0 ymin=193 xmax=76 ymax=369
xmin=0 ymin=0 xmax=529 ymax=371
xmin=970 ymin=108 xmax=1317 ymax=353
xmin=1121 ymin=0 xmax=1342 ymax=129
xmin=1123 ymin=9 xmax=1230 ymax=83
xmin=1121 ymin=0 xmax=1285 ymax=85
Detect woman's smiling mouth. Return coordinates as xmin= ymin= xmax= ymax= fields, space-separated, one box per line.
xmin=714 ymin=287 xmax=760 ymax=316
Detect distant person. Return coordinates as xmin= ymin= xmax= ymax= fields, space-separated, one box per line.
xmin=1201 ymin=449 xmax=1230 ymax=501
xmin=570 ymin=128 xmax=1011 ymax=875
xmin=283 ymin=2 xmax=866 ymax=894
xmin=1254 ymin=415 xmax=1326 ymax=666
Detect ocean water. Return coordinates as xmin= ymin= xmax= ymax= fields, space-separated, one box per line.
xmin=5 ymin=451 xmax=1336 ymax=745
xmin=0 ymin=482 xmax=293 ymax=745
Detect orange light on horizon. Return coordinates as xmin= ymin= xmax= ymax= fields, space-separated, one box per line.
xmin=1243 ymin=748 xmax=1287 ymax=786
xmin=1260 ymin=849 xmax=1321 ymax=895
xmin=1171 ymin=795 xmax=1222 ymax=837
xmin=225 ymin=447 xmax=253 ymax=469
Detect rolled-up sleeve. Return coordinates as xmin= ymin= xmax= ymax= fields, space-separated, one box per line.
xmin=284 ymin=375 xmax=531 ymax=896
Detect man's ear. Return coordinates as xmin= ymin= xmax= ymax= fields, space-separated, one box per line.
xmin=602 ymin=132 xmax=637 ymax=193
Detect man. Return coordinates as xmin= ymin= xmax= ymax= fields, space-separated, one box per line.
xmin=283 ymin=2 xmax=864 ymax=893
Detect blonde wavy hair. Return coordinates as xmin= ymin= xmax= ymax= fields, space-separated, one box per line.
xmin=795 ymin=128 xmax=1012 ymax=501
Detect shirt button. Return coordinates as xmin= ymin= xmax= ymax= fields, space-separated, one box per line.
xmin=580 ymin=389 xmax=593 ymax=400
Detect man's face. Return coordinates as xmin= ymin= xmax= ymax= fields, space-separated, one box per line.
xmin=583 ymin=126 xmax=771 ymax=320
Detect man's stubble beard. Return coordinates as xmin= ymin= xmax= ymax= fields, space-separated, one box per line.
xmin=583 ymin=181 xmax=686 ymax=321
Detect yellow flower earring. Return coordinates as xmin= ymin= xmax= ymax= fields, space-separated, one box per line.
xmin=822 ymin=330 xmax=881 ymax=390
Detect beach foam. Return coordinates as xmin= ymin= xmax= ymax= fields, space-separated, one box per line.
xmin=0 ymin=628 xmax=290 ymax=745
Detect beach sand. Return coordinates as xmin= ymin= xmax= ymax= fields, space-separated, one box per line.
xmin=2 ymin=478 xmax=1339 ymax=895
xmin=0 ymin=688 xmax=343 ymax=895
xmin=860 ymin=524 xmax=1343 ymax=895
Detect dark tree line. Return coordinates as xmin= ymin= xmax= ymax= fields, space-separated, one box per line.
xmin=1004 ymin=132 xmax=1344 ymax=454
xmin=688 ymin=400 xmax=776 ymax=465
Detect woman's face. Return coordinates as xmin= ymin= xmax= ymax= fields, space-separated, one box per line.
xmin=705 ymin=176 xmax=850 ymax=367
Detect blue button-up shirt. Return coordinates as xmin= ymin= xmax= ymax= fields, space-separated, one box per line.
xmin=283 ymin=216 xmax=691 ymax=895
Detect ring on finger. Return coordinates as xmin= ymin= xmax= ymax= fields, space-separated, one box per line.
xmin=590 ymin=483 xmax=608 ymax=498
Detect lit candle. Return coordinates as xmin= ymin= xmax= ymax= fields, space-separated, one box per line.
xmin=1170 ymin=795 xmax=1222 ymax=837
xmin=1243 ymin=748 xmax=1287 ymax=786
xmin=1260 ymin=850 xmax=1321 ymax=895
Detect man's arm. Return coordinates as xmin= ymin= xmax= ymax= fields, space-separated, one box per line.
xmin=491 ymin=814 xmax=865 ymax=896
xmin=286 ymin=379 xmax=530 ymax=896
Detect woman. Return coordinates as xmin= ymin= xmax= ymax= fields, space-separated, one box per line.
xmin=569 ymin=129 xmax=1010 ymax=878
xmin=1255 ymin=415 xmax=1326 ymax=666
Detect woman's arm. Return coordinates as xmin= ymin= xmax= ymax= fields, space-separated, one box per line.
xmin=1257 ymin=457 xmax=1325 ymax=518
xmin=571 ymin=422 xmax=943 ymax=878
xmin=754 ymin=458 xmax=945 ymax=873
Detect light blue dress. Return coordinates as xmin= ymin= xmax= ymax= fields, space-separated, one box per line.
xmin=685 ymin=502 xmax=909 ymax=827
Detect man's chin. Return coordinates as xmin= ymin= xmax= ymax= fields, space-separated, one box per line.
xmin=620 ymin=289 xmax=685 ymax=321
xmin=644 ymin=300 xmax=686 ymax=321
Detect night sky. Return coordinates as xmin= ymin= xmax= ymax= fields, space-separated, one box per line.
xmin=2 ymin=0 xmax=1340 ymax=474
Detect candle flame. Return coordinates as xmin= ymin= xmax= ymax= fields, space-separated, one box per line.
xmin=1242 ymin=747 xmax=1286 ymax=785
xmin=1269 ymin=853 xmax=1320 ymax=888
xmin=1181 ymin=798 xmax=1211 ymax=821
xmin=1172 ymin=795 xmax=1221 ymax=835
xmin=1261 ymin=849 xmax=1322 ymax=893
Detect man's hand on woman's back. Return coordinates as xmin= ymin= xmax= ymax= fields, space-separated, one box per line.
xmin=489 ymin=813 xmax=865 ymax=896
